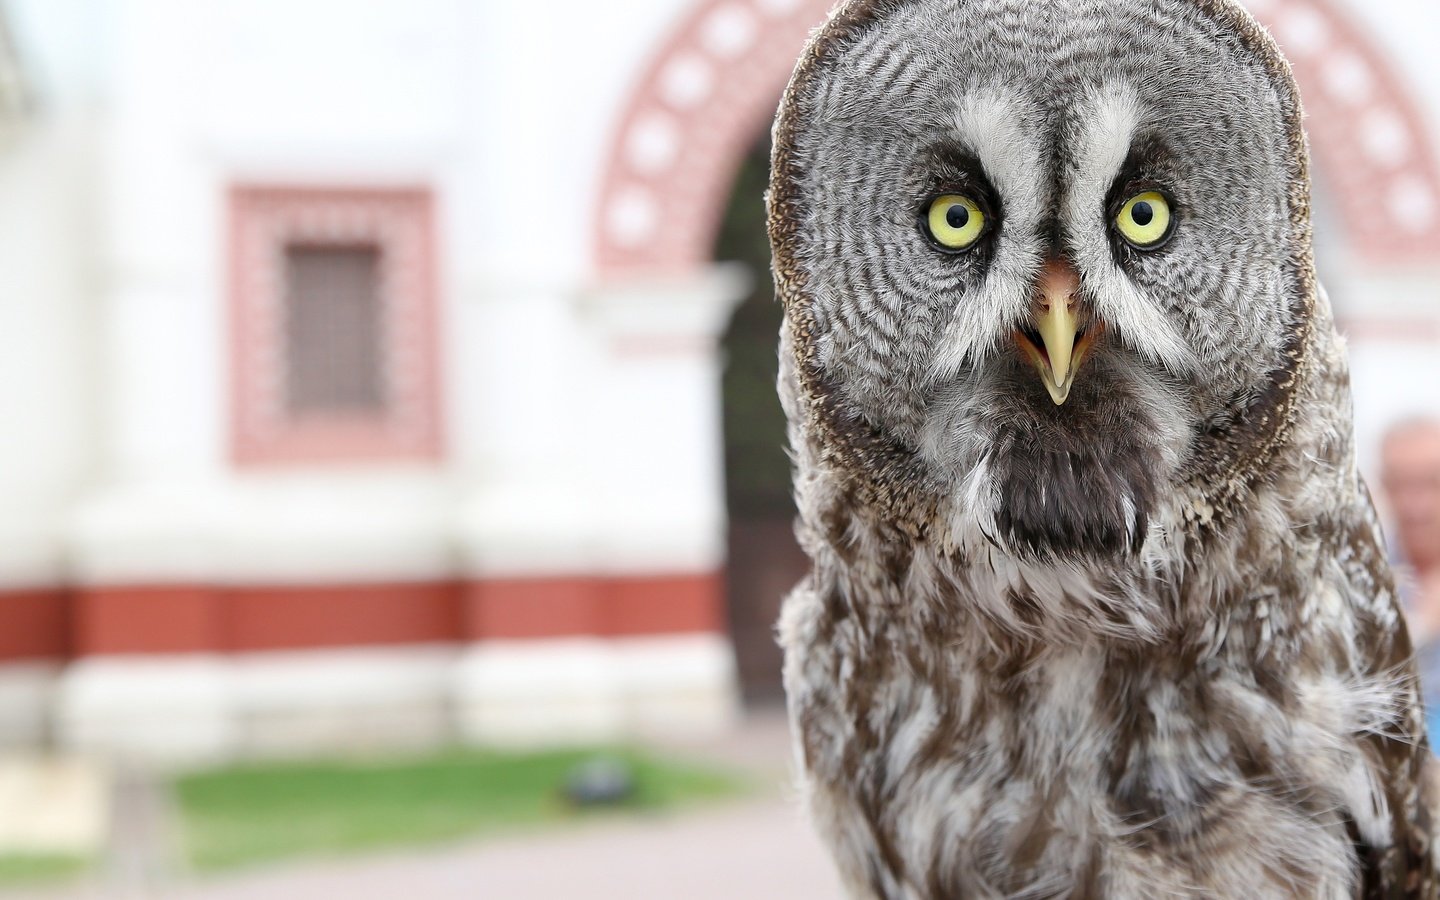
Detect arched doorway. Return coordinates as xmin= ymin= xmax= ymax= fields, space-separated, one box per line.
xmin=592 ymin=0 xmax=1440 ymax=277
xmin=592 ymin=0 xmax=1440 ymax=699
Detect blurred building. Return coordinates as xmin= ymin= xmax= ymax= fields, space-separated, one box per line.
xmin=0 ymin=0 xmax=1436 ymax=763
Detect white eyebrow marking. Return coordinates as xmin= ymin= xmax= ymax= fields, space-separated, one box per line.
xmin=1076 ymin=85 xmax=1144 ymax=198
xmin=953 ymin=90 xmax=1046 ymax=237
xmin=1064 ymin=81 xmax=1144 ymax=243
xmin=1065 ymin=82 xmax=1199 ymax=376
xmin=929 ymin=90 xmax=1047 ymax=380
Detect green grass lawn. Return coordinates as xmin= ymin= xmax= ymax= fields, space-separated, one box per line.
xmin=0 ymin=853 xmax=90 ymax=886
xmin=174 ymin=746 xmax=751 ymax=872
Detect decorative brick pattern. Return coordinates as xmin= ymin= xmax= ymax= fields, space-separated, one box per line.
xmin=229 ymin=187 xmax=443 ymax=465
xmin=592 ymin=0 xmax=1440 ymax=273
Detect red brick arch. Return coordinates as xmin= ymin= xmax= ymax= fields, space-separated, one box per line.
xmin=592 ymin=0 xmax=1440 ymax=275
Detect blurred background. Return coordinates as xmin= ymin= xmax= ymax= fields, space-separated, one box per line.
xmin=0 ymin=0 xmax=1434 ymax=897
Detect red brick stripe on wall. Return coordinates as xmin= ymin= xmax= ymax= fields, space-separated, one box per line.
xmin=0 ymin=589 xmax=70 ymax=662
xmin=50 ymin=573 xmax=724 ymax=658
xmin=468 ymin=577 xmax=605 ymax=639
xmin=74 ymin=585 xmax=223 ymax=656
xmin=608 ymin=574 xmax=725 ymax=637
xmin=226 ymin=582 xmax=463 ymax=652
xmin=467 ymin=573 xmax=723 ymax=640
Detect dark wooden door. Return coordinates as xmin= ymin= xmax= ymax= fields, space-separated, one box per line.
xmin=725 ymin=517 xmax=809 ymax=702
xmin=715 ymin=132 xmax=810 ymax=702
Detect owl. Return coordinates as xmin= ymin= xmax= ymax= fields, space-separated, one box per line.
xmin=768 ymin=0 xmax=1439 ymax=897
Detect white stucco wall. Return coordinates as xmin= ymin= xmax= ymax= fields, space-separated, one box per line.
xmin=0 ymin=0 xmax=743 ymax=587
xmin=0 ymin=0 xmax=103 ymax=587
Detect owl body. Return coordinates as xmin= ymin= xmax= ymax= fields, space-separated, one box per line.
xmin=770 ymin=0 xmax=1438 ymax=896
xmin=781 ymin=305 xmax=1423 ymax=896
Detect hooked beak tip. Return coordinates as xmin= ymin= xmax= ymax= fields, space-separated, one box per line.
xmin=1042 ymin=371 xmax=1072 ymax=406
xmin=1020 ymin=257 xmax=1091 ymax=406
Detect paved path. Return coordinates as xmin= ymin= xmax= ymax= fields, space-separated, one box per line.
xmin=4 ymin=798 xmax=844 ymax=900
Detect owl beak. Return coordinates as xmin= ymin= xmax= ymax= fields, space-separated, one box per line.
xmin=1015 ymin=258 xmax=1098 ymax=406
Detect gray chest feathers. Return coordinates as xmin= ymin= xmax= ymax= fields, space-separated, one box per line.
xmin=785 ymin=594 xmax=1395 ymax=899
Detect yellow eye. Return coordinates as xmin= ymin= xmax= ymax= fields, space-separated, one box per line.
xmin=1114 ymin=190 xmax=1173 ymax=249
xmin=925 ymin=194 xmax=987 ymax=251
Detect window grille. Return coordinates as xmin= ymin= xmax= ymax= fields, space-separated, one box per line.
xmin=284 ymin=244 xmax=384 ymax=416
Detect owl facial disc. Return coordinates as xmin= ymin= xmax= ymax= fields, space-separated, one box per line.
xmin=1013 ymin=258 xmax=1100 ymax=405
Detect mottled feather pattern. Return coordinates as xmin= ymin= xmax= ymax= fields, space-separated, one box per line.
xmin=769 ymin=0 xmax=1440 ymax=897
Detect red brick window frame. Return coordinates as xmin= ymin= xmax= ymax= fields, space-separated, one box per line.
xmin=228 ymin=187 xmax=443 ymax=465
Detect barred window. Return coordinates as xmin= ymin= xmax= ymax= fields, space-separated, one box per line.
xmin=284 ymin=244 xmax=384 ymax=416
xmin=229 ymin=187 xmax=442 ymax=465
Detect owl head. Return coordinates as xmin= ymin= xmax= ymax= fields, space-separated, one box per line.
xmin=770 ymin=0 xmax=1318 ymax=563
